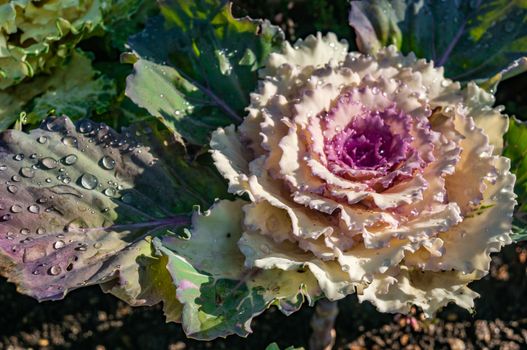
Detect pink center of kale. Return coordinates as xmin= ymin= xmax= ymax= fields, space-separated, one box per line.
xmin=324 ymin=100 xmax=414 ymax=176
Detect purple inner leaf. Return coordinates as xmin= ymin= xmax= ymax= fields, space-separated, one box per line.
xmin=324 ymin=100 xmax=414 ymax=178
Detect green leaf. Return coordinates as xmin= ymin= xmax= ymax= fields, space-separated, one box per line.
xmin=265 ymin=343 xmax=305 ymax=350
xmin=504 ymin=117 xmax=527 ymax=209
xmin=349 ymin=0 xmax=527 ymax=82
xmin=0 ymin=116 xmax=227 ymax=303
xmin=0 ymin=0 xmax=104 ymax=89
xmin=504 ymin=116 xmax=527 ymax=242
xmin=157 ymin=199 xmax=321 ymax=340
xmin=0 ymin=51 xmax=117 ymax=130
xmin=101 ymin=0 xmax=159 ymax=50
xmin=125 ymin=0 xmax=284 ymax=145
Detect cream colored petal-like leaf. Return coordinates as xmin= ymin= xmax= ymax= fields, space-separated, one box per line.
xmin=358 ymin=267 xmax=479 ymax=317
xmin=210 ymin=125 xmax=252 ymax=196
xmin=262 ymin=32 xmax=349 ymax=77
xmin=239 ymin=231 xmax=355 ymax=300
xmin=407 ymin=156 xmax=515 ymax=275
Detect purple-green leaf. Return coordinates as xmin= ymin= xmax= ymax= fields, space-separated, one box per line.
xmin=0 ymin=116 xmax=226 ymax=302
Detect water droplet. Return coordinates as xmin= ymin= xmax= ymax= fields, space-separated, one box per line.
xmin=62 ymin=136 xmax=78 ymax=148
xmin=120 ymin=193 xmax=133 ymax=204
xmin=0 ymin=165 xmax=6 ymax=171
xmin=36 ymin=227 xmax=46 ymax=235
xmin=40 ymin=157 xmax=58 ymax=169
xmin=100 ymin=156 xmax=116 ymax=170
xmin=75 ymin=244 xmax=88 ymax=251
xmin=93 ymin=242 xmax=102 ymax=249
xmin=78 ymin=120 xmax=94 ymax=133
xmin=53 ymin=240 xmax=65 ymax=249
xmin=20 ymin=167 xmax=35 ymax=178
xmin=13 ymin=153 xmax=24 ymax=161
xmin=1 ymin=214 xmax=11 ymax=221
xmin=28 ymin=205 xmax=40 ymax=214
xmin=80 ymin=173 xmax=98 ymax=190
xmin=11 ymin=175 xmax=21 ymax=182
xmin=48 ymin=265 xmax=62 ymax=275
xmin=37 ymin=136 xmax=48 ymax=144
xmin=63 ymin=154 xmax=78 ymax=165
xmin=10 ymin=204 xmax=22 ymax=213
xmin=20 ymin=228 xmax=30 ymax=235
xmin=103 ymin=188 xmax=116 ymax=197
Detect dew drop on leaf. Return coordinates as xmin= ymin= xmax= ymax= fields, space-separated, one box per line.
xmin=37 ymin=136 xmax=48 ymax=144
xmin=13 ymin=153 xmax=24 ymax=161
xmin=40 ymin=157 xmax=58 ymax=170
xmin=28 ymin=205 xmax=40 ymax=214
xmin=62 ymin=136 xmax=78 ymax=148
xmin=78 ymin=120 xmax=94 ymax=133
xmin=10 ymin=204 xmax=22 ymax=213
xmin=63 ymin=154 xmax=78 ymax=165
xmin=120 ymin=193 xmax=133 ymax=204
xmin=80 ymin=173 xmax=98 ymax=190
xmin=53 ymin=240 xmax=65 ymax=249
xmin=100 ymin=156 xmax=116 ymax=170
xmin=103 ymin=188 xmax=116 ymax=197
xmin=48 ymin=265 xmax=62 ymax=275
xmin=20 ymin=167 xmax=35 ymax=178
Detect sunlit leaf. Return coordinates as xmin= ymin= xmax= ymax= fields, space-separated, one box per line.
xmin=125 ymin=0 xmax=284 ymax=145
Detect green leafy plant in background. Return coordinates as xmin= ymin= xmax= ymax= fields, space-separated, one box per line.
xmin=0 ymin=0 xmax=526 ymax=349
xmin=0 ymin=0 xmax=155 ymax=130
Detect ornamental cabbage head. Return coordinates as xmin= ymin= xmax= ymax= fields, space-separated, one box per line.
xmin=0 ymin=0 xmax=103 ymax=89
xmin=211 ymin=33 xmax=516 ymax=316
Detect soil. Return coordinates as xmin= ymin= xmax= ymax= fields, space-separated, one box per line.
xmin=1 ymin=1 xmax=527 ymax=349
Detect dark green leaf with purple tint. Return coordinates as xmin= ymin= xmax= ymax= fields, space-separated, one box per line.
xmin=349 ymin=0 xmax=527 ymax=82
xmin=0 ymin=116 xmax=226 ymax=303
xmin=124 ymin=0 xmax=284 ymax=145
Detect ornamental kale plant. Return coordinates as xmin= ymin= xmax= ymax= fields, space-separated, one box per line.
xmin=0 ymin=0 xmax=527 ymax=346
